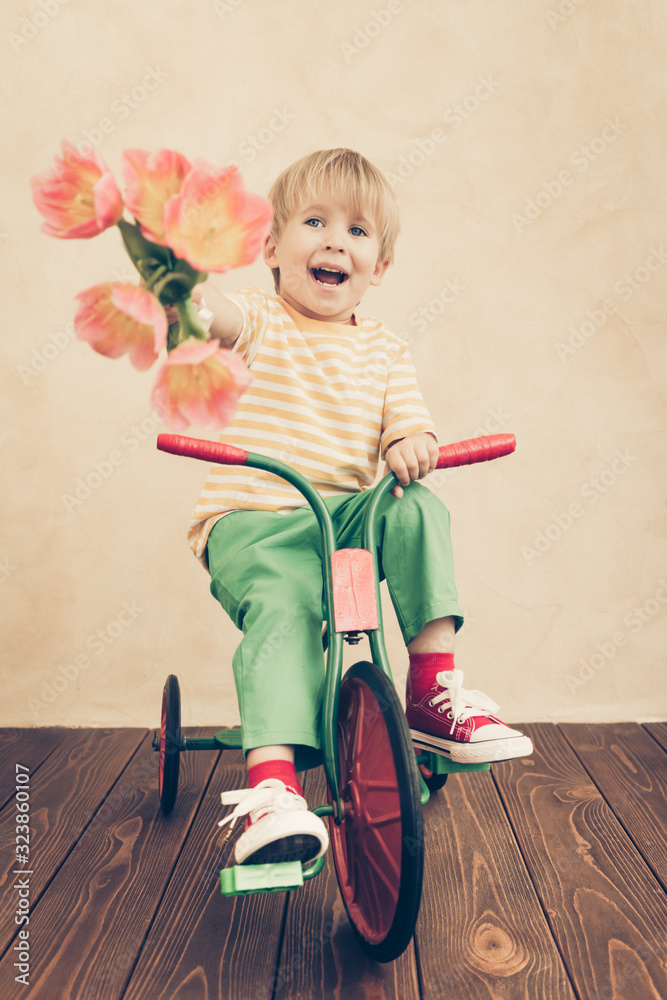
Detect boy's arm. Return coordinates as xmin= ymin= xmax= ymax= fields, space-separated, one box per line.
xmin=384 ymin=432 xmax=439 ymax=499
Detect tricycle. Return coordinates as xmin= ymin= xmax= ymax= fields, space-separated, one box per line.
xmin=153 ymin=431 xmax=516 ymax=962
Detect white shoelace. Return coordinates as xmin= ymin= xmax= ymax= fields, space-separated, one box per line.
xmin=217 ymin=780 xmax=306 ymax=843
xmin=429 ymin=669 xmax=500 ymax=735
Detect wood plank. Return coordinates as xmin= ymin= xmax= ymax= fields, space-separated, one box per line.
xmin=0 ymin=728 xmax=145 ymax=953
xmin=0 ymin=728 xmax=219 ymax=1000
xmin=1 ymin=724 xmax=664 ymax=999
xmin=0 ymin=729 xmax=65 ymax=810
xmin=560 ymin=723 xmax=667 ymax=890
xmin=493 ymin=722 xmax=667 ymax=1000
xmin=644 ymin=722 xmax=667 ymax=754
xmin=122 ymin=749 xmax=292 ymax=1000
xmin=415 ymin=765 xmax=576 ymax=1000
xmin=276 ymin=765 xmax=420 ymax=1000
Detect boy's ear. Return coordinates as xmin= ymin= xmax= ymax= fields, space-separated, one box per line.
xmin=370 ymin=259 xmax=391 ymax=287
xmin=262 ymin=232 xmax=278 ymax=268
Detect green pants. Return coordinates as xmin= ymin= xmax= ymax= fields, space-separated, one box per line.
xmin=207 ymin=482 xmax=463 ymax=755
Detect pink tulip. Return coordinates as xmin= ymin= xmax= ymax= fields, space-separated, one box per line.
xmin=151 ymin=337 xmax=253 ymax=430
xmin=163 ymin=162 xmax=273 ymax=273
xmin=74 ymin=282 xmax=167 ymax=371
xmin=122 ymin=148 xmax=192 ymax=245
xmin=31 ymin=142 xmax=123 ymax=239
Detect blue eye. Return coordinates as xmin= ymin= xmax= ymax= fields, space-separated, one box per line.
xmin=305 ymin=218 xmax=323 ymax=227
xmin=350 ymin=226 xmax=367 ymax=237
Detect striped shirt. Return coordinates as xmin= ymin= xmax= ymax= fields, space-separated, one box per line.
xmin=188 ymin=286 xmax=436 ymax=567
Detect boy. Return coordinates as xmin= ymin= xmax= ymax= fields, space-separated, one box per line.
xmin=186 ymin=149 xmax=532 ymax=866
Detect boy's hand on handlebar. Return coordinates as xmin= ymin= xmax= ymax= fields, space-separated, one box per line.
xmin=384 ymin=433 xmax=439 ymax=498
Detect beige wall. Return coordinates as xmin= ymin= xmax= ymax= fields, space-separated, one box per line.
xmin=3 ymin=0 xmax=666 ymax=728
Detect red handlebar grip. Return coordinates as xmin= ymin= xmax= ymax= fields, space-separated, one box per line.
xmin=157 ymin=434 xmax=249 ymax=466
xmin=435 ymin=434 xmax=516 ymax=469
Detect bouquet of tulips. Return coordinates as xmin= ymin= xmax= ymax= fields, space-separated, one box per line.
xmin=31 ymin=143 xmax=273 ymax=429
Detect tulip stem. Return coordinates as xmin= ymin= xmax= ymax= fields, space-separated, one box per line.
xmin=172 ymin=296 xmax=209 ymax=350
xmin=145 ymin=266 xmax=168 ymax=291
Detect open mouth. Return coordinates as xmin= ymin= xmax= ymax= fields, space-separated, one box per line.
xmin=310 ymin=266 xmax=349 ymax=286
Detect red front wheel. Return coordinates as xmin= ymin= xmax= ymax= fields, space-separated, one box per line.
xmin=329 ymin=661 xmax=424 ymax=963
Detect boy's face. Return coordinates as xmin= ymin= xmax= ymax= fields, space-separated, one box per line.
xmin=262 ymin=192 xmax=390 ymax=324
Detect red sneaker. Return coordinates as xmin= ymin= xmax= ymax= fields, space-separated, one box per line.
xmin=406 ymin=668 xmax=533 ymax=764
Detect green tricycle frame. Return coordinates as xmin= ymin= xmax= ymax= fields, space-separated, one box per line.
xmin=153 ymin=431 xmax=516 ymax=962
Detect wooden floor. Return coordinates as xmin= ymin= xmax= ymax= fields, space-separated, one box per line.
xmin=1 ymin=723 xmax=666 ymax=1000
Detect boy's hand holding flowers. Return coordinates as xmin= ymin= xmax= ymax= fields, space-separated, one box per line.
xmin=31 ymin=142 xmax=273 ymax=431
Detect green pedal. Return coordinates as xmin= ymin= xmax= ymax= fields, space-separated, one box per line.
xmin=414 ymin=748 xmax=491 ymax=775
xmin=431 ymin=757 xmax=491 ymax=775
xmin=220 ymin=861 xmax=304 ymax=896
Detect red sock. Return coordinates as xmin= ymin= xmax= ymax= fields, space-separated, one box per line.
xmin=247 ymin=759 xmax=302 ymax=796
xmin=408 ymin=652 xmax=454 ymax=704
xmin=409 ymin=652 xmax=455 ymax=676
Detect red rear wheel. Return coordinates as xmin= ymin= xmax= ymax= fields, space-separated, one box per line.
xmin=159 ymin=675 xmax=181 ymax=815
xmin=329 ymin=661 xmax=423 ymax=963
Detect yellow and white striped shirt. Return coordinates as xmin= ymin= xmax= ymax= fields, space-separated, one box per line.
xmin=188 ymin=287 xmax=436 ymax=567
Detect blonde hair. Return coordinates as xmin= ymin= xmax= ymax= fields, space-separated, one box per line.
xmin=266 ymin=148 xmax=399 ymax=293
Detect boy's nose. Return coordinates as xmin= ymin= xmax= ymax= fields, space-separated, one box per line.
xmin=323 ymin=229 xmax=346 ymax=252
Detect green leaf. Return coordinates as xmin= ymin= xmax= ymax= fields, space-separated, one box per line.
xmin=153 ymin=272 xmax=193 ymax=305
xmin=170 ymin=258 xmax=208 ymax=294
xmin=116 ymin=218 xmax=207 ymax=295
xmin=117 ymin=218 xmax=173 ymax=278
xmin=167 ymin=320 xmax=181 ymax=352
